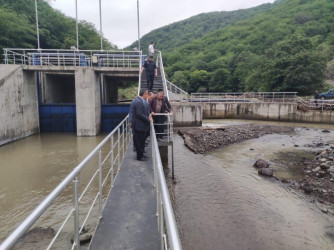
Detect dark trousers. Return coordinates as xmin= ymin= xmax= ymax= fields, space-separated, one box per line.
xmin=153 ymin=115 xmax=165 ymax=138
xmin=134 ymin=130 xmax=146 ymax=158
xmin=146 ymin=74 xmax=155 ymax=91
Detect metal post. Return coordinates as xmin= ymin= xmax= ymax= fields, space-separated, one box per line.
xmin=122 ymin=123 xmax=125 ymax=158
xmin=111 ymin=135 xmax=114 ymax=187
xmin=118 ymin=128 xmax=120 ymax=170
xmin=75 ymin=0 xmax=79 ymax=49
xmin=172 ymin=142 xmax=175 ymax=180
xmin=98 ymin=150 xmax=103 ymax=218
xmin=73 ymin=177 xmax=80 ymax=250
xmin=99 ymin=0 xmax=103 ymax=51
xmin=137 ymin=0 xmax=141 ymax=50
xmin=34 ymin=0 xmax=40 ymax=50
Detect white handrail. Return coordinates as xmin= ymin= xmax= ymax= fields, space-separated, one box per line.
xmin=157 ymin=51 xmax=170 ymax=101
xmin=151 ymin=121 xmax=181 ymax=250
xmin=166 ymin=80 xmax=188 ymax=96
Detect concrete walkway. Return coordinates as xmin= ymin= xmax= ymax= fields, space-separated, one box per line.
xmin=89 ymin=140 xmax=160 ymax=250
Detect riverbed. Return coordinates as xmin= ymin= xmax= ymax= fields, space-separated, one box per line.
xmin=171 ymin=119 xmax=334 ymax=250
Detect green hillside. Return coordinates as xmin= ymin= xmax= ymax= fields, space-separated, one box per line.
xmin=0 ymin=0 xmax=116 ymax=56
xmin=162 ymin=0 xmax=334 ymax=95
xmin=128 ymin=3 xmax=273 ymax=52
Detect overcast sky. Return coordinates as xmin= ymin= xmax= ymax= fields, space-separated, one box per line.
xmin=50 ymin=0 xmax=276 ymax=49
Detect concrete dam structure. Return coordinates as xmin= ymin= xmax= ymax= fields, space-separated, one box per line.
xmin=0 ymin=64 xmax=139 ymax=145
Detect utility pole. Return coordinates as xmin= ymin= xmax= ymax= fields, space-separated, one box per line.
xmin=99 ymin=0 xmax=103 ymax=50
xmin=75 ymin=0 xmax=79 ymax=49
xmin=137 ymin=0 xmax=141 ymax=51
xmin=34 ymin=0 xmax=40 ymax=50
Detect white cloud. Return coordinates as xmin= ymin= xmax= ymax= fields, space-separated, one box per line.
xmin=50 ymin=0 xmax=276 ymax=48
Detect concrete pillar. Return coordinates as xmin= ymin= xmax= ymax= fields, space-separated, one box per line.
xmin=75 ymin=68 xmax=101 ymax=136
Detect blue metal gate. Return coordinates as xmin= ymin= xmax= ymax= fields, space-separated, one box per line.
xmin=39 ymin=104 xmax=76 ymax=132
xmin=101 ymin=104 xmax=130 ymax=133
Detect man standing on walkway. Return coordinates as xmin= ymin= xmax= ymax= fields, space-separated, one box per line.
xmin=141 ymin=56 xmax=157 ymax=92
xmin=148 ymin=41 xmax=157 ymax=57
xmin=150 ymin=90 xmax=173 ymax=139
xmin=132 ymin=89 xmax=153 ymax=161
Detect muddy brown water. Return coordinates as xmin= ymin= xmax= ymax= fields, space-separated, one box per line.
xmin=2 ymin=120 xmax=334 ymax=249
xmin=0 ymin=133 xmax=108 ymax=248
xmin=171 ymin=119 xmax=334 ymax=250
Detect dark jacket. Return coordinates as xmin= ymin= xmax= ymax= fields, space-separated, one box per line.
xmin=132 ymin=96 xmax=150 ymax=132
xmin=150 ymin=96 xmax=171 ymax=113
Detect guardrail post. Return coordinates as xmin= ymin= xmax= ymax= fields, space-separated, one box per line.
xmin=73 ymin=177 xmax=80 ymax=250
xmin=111 ymin=135 xmax=114 ymax=187
xmin=122 ymin=123 xmax=125 ymax=157
xmin=98 ymin=149 xmax=103 ymax=219
xmin=118 ymin=128 xmax=120 ymax=170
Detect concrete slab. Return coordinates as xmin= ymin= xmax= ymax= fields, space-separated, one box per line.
xmin=89 ymin=141 xmax=160 ymax=250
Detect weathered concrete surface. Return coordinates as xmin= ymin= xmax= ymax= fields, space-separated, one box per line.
xmin=171 ymin=102 xmax=202 ymax=127
xmin=75 ymin=68 xmax=101 ymax=136
xmin=201 ymin=102 xmax=334 ymax=125
xmin=168 ymin=91 xmax=187 ymax=101
xmin=0 ymin=64 xmax=39 ymax=145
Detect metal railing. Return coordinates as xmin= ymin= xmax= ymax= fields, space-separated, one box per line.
xmin=297 ymin=98 xmax=334 ymax=111
xmin=156 ymin=51 xmax=170 ymax=101
xmin=152 ymin=113 xmax=174 ymax=144
xmin=137 ymin=52 xmax=143 ymax=96
xmin=166 ymin=80 xmax=188 ymax=97
xmin=0 ymin=116 xmax=131 ymax=250
xmin=189 ymin=92 xmax=298 ymax=103
xmin=3 ymin=48 xmax=141 ymax=68
xmin=150 ymin=121 xmax=181 ymax=250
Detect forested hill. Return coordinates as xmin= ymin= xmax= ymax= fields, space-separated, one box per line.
xmin=0 ymin=0 xmax=116 ymax=54
xmin=128 ymin=3 xmax=273 ymax=52
xmin=162 ymin=0 xmax=334 ymax=95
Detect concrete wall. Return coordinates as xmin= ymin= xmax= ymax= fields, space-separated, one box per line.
xmin=171 ymin=102 xmax=202 ymax=127
xmin=0 ymin=65 xmax=39 ymax=145
xmin=75 ymin=68 xmax=101 ymax=136
xmin=201 ymin=102 xmax=334 ymax=125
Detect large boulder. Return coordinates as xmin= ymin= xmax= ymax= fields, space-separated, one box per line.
xmin=253 ymin=159 xmax=270 ymax=169
xmin=258 ymin=168 xmax=274 ymax=177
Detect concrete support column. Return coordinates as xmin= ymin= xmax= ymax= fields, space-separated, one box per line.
xmin=75 ymin=68 xmax=101 ymax=136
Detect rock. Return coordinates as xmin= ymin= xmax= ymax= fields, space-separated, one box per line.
xmin=322 ymin=129 xmax=331 ymax=133
xmin=250 ymin=148 xmax=254 ymax=151
xmin=320 ymin=162 xmax=330 ymax=170
xmin=253 ymin=159 xmax=270 ymax=169
xmin=320 ymin=158 xmax=327 ymax=162
xmin=71 ymin=233 xmax=93 ymax=245
xmin=294 ymin=144 xmax=299 ymax=147
xmin=303 ymin=185 xmax=313 ymax=194
xmin=316 ymin=172 xmax=326 ymax=178
xmin=20 ymin=227 xmax=55 ymax=243
xmin=258 ymin=168 xmax=274 ymax=177
xmin=312 ymin=167 xmax=321 ymax=172
xmin=328 ymin=166 xmax=334 ymax=173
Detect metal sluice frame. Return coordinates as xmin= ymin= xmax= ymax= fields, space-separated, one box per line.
xmin=0 ymin=115 xmax=131 ymax=250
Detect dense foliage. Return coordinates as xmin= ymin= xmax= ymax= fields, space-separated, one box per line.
xmin=128 ymin=3 xmax=272 ymax=52
xmin=139 ymin=0 xmax=333 ymax=95
xmin=0 ymin=0 xmax=116 ymax=54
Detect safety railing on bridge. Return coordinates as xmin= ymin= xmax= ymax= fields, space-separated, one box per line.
xmin=296 ymin=98 xmax=334 ymax=111
xmin=167 ymin=80 xmax=188 ymax=97
xmin=150 ymin=119 xmax=182 ymax=250
xmin=189 ymin=92 xmax=298 ymax=103
xmin=3 ymin=48 xmax=142 ymax=68
xmin=152 ymin=113 xmax=174 ymax=144
xmin=156 ymin=51 xmax=170 ymax=101
xmin=0 ymin=116 xmax=131 ymax=250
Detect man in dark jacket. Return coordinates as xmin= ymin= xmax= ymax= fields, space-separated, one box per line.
xmin=150 ymin=91 xmax=173 ymax=139
xmin=132 ymin=89 xmax=153 ymax=160
xmin=141 ymin=56 xmax=157 ymax=92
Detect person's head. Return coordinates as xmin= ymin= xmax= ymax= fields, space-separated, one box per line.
xmin=148 ymin=91 xmax=155 ymax=101
xmin=151 ymin=41 xmax=155 ymax=46
xmin=148 ymin=55 xmax=153 ymax=61
xmin=139 ymin=89 xmax=148 ymax=100
xmin=315 ymin=90 xmax=318 ymax=93
xmin=157 ymin=91 xmax=164 ymax=100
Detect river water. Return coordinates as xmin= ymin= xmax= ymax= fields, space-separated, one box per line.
xmin=171 ymin=119 xmax=334 ymax=250
xmin=2 ymin=120 xmax=334 ymax=249
xmin=0 ymin=133 xmax=107 ymax=248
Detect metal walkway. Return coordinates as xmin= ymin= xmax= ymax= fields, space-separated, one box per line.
xmin=89 ymin=141 xmax=159 ymax=250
